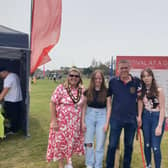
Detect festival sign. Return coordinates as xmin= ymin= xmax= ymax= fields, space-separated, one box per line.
xmin=116 ymin=56 xmax=168 ymax=130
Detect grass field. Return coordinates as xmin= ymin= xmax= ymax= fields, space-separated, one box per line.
xmin=0 ymin=79 xmax=168 ymax=168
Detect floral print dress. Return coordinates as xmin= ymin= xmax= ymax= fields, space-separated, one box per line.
xmin=46 ymin=84 xmax=84 ymax=162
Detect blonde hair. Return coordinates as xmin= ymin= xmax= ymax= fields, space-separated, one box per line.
xmin=64 ymin=68 xmax=83 ymax=88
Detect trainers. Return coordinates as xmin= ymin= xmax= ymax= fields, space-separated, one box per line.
xmin=5 ymin=131 xmax=15 ymax=136
xmin=64 ymin=164 xmax=73 ymax=168
xmin=146 ymin=164 xmax=152 ymax=168
xmin=86 ymin=166 xmax=93 ymax=168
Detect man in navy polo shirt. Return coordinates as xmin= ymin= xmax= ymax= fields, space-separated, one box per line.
xmin=106 ymin=60 xmax=141 ymax=168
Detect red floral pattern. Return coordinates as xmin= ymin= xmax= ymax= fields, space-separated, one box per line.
xmin=46 ymin=84 xmax=84 ymax=162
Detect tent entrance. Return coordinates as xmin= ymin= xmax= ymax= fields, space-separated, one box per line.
xmin=0 ymin=25 xmax=30 ymax=136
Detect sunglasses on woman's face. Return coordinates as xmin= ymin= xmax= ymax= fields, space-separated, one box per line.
xmin=69 ymin=74 xmax=80 ymax=78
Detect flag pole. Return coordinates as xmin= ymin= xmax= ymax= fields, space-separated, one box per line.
xmin=29 ymin=0 xmax=34 ymax=49
xmin=25 ymin=0 xmax=34 ymax=137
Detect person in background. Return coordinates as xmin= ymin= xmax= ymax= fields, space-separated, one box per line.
xmin=81 ymin=69 xmax=111 ymax=168
xmin=0 ymin=67 xmax=23 ymax=134
xmin=46 ymin=68 xmax=84 ymax=168
xmin=106 ymin=60 xmax=141 ymax=168
xmin=137 ymin=68 xmax=165 ymax=168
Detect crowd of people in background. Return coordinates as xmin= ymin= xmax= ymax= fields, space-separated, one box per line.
xmin=45 ymin=60 xmax=166 ymax=168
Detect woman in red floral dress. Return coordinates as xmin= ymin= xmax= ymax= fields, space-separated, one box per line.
xmin=46 ymin=68 xmax=84 ymax=168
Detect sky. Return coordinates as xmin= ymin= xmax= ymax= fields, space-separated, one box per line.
xmin=1 ymin=0 xmax=168 ymax=70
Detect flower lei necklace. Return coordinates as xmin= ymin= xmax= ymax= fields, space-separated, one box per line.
xmin=66 ymin=84 xmax=82 ymax=104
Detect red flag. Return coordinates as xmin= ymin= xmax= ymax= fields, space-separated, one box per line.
xmin=30 ymin=0 xmax=62 ymax=74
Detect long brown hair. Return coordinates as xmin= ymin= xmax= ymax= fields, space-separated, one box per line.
xmin=140 ymin=68 xmax=159 ymax=98
xmin=86 ymin=69 xmax=107 ymax=103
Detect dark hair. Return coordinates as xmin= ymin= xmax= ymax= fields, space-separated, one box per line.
xmin=140 ymin=68 xmax=159 ymax=99
xmin=0 ymin=67 xmax=7 ymax=72
xmin=86 ymin=69 xmax=107 ymax=103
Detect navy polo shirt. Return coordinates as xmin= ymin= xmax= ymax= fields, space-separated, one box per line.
xmin=108 ymin=75 xmax=141 ymax=123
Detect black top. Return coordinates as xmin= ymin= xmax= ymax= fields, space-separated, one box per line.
xmin=84 ymin=89 xmax=108 ymax=108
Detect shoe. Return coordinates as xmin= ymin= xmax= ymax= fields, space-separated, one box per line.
xmin=5 ymin=131 xmax=15 ymax=136
xmin=86 ymin=166 xmax=93 ymax=168
xmin=64 ymin=164 xmax=73 ymax=168
xmin=146 ymin=164 xmax=152 ymax=168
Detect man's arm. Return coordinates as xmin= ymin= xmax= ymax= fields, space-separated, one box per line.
xmin=0 ymin=87 xmax=9 ymax=101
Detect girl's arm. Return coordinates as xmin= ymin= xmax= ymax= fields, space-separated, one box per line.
xmin=104 ymin=96 xmax=112 ymax=132
xmin=155 ymin=88 xmax=165 ymax=136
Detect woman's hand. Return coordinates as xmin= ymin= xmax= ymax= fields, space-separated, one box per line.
xmin=155 ymin=125 xmax=162 ymax=136
xmin=81 ymin=122 xmax=87 ymax=133
xmin=103 ymin=123 xmax=109 ymax=132
xmin=137 ymin=116 xmax=142 ymax=128
xmin=50 ymin=120 xmax=59 ymax=131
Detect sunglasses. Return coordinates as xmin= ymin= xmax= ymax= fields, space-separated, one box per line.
xmin=69 ymin=74 xmax=80 ymax=78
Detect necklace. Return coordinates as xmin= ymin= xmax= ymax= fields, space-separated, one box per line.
xmin=66 ymin=84 xmax=82 ymax=104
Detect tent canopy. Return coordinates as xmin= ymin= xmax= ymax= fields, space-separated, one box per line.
xmin=0 ymin=25 xmax=28 ymax=49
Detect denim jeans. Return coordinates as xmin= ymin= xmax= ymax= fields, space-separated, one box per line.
xmin=84 ymin=107 xmax=106 ymax=168
xmin=142 ymin=109 xmax=165 ymax=168
xmin=106 ymin=118 xmax=137 ymax=168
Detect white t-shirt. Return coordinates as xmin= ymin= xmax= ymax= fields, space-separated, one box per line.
xmin=3 ymin=73 xmax=22 ymax=102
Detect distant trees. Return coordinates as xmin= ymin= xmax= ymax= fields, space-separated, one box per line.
xmin=82 ymin=59 xmax=111 ymax=77
xmin=36 ymin=58 xmax=114 ymax=78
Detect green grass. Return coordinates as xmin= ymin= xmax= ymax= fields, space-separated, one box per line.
xmin=0 ymin=79 xmax=168 ymax=168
